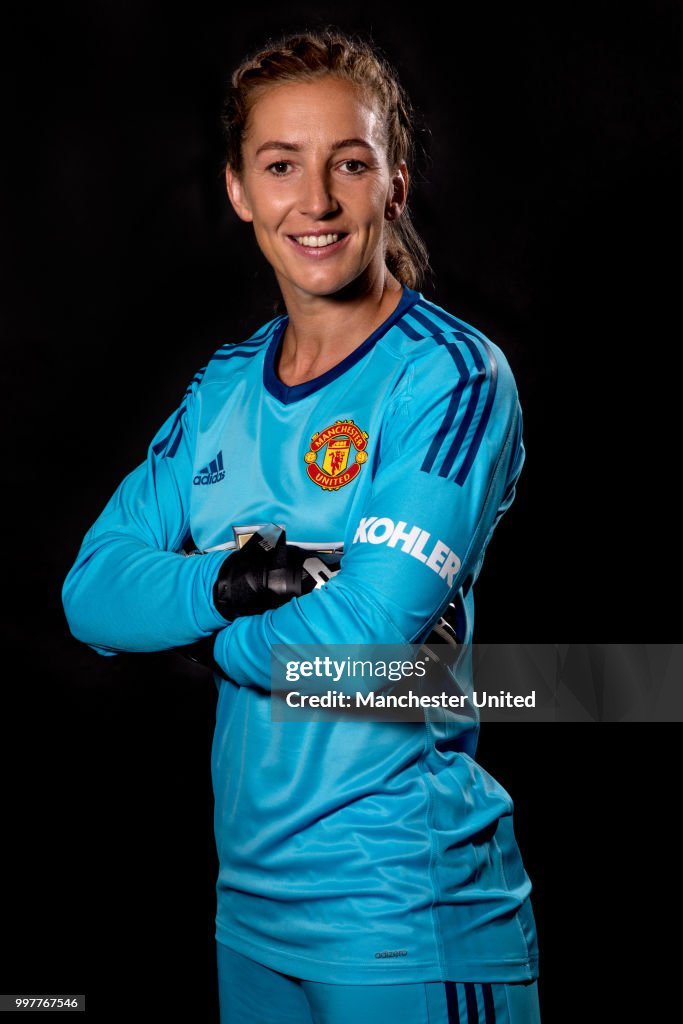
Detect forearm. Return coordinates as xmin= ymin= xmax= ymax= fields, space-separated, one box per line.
xmin=213 ymin=575 xmax=416 ymax=693
xmin=63 ymin=537 xmax=228 ymax=652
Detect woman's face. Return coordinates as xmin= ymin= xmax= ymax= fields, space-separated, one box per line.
xmin=226 ymin=76 xmax=407 ymax=303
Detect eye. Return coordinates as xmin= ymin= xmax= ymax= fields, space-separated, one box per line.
xmin=267 ymin=161 xmax=292 ymax=176
xmin=339 ymin=159 xmax=368 ymax=174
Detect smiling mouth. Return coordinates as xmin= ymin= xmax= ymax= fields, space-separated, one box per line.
xmin=289 ymin=232 xmax=348 ymax=249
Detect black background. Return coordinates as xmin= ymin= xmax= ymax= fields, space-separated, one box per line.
xmin=2 ymin=1 xmax=681 ymax=1020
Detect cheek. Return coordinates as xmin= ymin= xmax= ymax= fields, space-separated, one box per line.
xmin=358 ymin=177 xmax=392 ymax=224
xmin=245 ymin=180 xmax=290 ymax=225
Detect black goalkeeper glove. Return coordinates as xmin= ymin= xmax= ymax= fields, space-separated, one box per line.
xmin=212 ymin=524 xmax=340 ymax=619
xmin=177 ymin=525 xmax=341 ymax=676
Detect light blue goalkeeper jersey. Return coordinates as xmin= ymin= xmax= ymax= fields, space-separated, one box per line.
xmin=63 ymin=286 xmax=538 ymax=984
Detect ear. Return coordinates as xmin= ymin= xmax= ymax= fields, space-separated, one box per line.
xmin=225 ymin=165 xmax=253 ymax=223
xmin=385 ymin=161 xmax=409 ymax=222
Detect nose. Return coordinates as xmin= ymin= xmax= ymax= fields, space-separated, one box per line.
xmin=298 ymin=167 xmax=339 ymax=220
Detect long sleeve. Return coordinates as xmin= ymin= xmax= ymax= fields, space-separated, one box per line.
xmin=213 ymin=336 xmax=524 ymax=691
xmin=62 ymin=371 xmax=228 ymax=653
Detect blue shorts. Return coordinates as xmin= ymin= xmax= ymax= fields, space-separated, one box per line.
xmin=216 ymin=942 xmax=541 ymax=1023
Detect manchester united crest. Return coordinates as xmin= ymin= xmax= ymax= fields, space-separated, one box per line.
xmin=304 ymin=419 xmax=369 ymax=491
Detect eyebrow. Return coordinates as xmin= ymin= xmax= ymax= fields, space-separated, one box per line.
xmin=254 ymin=138 xmax=375 ymax=156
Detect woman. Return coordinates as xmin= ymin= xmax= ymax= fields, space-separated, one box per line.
xmin=63 ymin=28 xmax=540 ymax=1024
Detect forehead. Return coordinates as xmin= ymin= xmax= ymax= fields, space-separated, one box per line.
xmin=244 ymin=77 xmax=386 ymax=148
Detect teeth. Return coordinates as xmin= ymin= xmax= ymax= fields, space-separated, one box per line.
xmin=295 ymin=234 xmax=340 ymax=247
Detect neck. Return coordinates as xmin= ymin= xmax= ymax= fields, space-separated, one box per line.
xmin=276 ymin=270 xmax=405 ymax=387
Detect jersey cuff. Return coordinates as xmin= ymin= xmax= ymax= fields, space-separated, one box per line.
xmin=192 ymin=550 xmax=234 ymax=632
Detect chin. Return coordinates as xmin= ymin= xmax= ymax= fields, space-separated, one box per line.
xmin=286 ymin=273 xmax=359 ymax=300
xmin=298 ymin=261 xmax=376 ymax=295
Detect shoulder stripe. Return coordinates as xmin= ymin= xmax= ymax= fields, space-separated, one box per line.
xmin=437 ymin=365 xmax=488 ymax=481
xmin=405 ymin=305 xmax=452 ymax=338
xmin=184 ymin=369 xmax=207 ymax=396
xmin=215 ymin=321 xmax=275 ymax=349
xmin=152 ymin=365 xmax=208 ymax=459
xmin=165 ymin=425 xmax=184 ymax=459
xmin=453 ymin=337 xmax=498 ymax=485
xmin=420 ymin=333 xmax=470 ymax=474
xmin=212 ymin=347 xmax=267 ymax=362
xmin=414 ymin=298 xmax=481 ymax=338
xmin=409 ymin=303 xmax=498 ymax=485
xmin=152 ymin=408 xmax=184 ymax=457
xmin=215 ymin=335 xmax=272 ymax=353
xmin=248 ymin=320 xmax=282 ymax=342
xmin=394 ymin=316 xmax=423 ymax=342
xmin=213 ymin=319 xmax=285 ymax=359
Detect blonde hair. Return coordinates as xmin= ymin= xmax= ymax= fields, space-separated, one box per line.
xmin=222 ymin=28 xmax=430 ymax=289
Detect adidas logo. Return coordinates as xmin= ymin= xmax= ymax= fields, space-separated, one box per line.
xmin=193 ymin=451 xmax=226 ymax=486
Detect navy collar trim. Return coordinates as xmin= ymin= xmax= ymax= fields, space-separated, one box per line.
xmin=263 ymin=286 xmax=420 ymax=404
